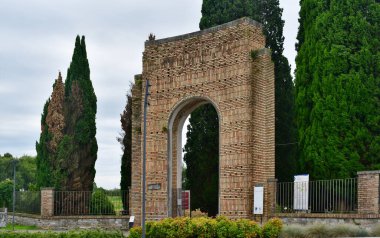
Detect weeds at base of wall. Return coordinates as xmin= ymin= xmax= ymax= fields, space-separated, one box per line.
xmin=129 ymin=216 xmax=282 ymax=238
xmin=0 ymin=229 xmax=125 ymax=238
xmin=280 ymin=223 xmax=380 ymax=237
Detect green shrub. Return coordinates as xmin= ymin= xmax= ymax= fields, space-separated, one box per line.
xmin=192 ymin=217 xmax=217 ymax=237
xmin=306 ymin=223 xmax=329 ymax=238
xmin=236 ymin=219 xmax=262 ymax=238
xmin=280 ymin=224 xmax=307 ymax=238
xmin=129 ymin=226 xmax=142 ymax=238
xmin=0 ymin=230 xmax=125 ymax=237
xmin=89 ymin=188 xmax=115 ymax=215
xmin=0 ymin=179 xmax=13 ymax=208
xmin=262 ymin=218 xmax=283 ymax=238
xmin=130 ymin=216 xmax=282 ymax=238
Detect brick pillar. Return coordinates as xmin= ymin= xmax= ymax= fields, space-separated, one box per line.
xmin=266 ymin=178 xmax=277 ymax=218
xmin=41 ymin=188 xmax=55 ymax=217
xmin=357 ymin=171 xmax=380 ymax=214
xmin=130 ymin=75 xmax=143 ymax=225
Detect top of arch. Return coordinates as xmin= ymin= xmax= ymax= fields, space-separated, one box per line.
xmin=145 ymin=17 xmax=263 ymax=47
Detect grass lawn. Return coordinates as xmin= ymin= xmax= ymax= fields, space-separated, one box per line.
xmin=0 ymin=223 xmax=38 ymax=230
xmin=107 ymin=196 xmax=123 ymax=214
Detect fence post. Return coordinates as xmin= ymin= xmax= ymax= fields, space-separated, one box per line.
xmin=357 ymin=170 xmax=380 ymax=214
xmin=41 ymin=188 xmax=55 ymax=217
xmin=266 ymin=178 xmax=277 ymax=218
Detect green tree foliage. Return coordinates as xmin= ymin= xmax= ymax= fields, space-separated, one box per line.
xmin=3 ymin=153 xmax=13 ymax=158
xmin=0 ymin=155 xmax=37 ymax=190
xmin=198 ymin=0 xmax=296 ymax=182
xmin=184 ymin=104 xmax=219 ymax=216
xmin=118 ymin=93 xmax=132 ymax=210
xmin=295 ymin=0 xmax=380 ymax=179
xmin=36 ymin=99 xmax=54 ymax=188
xmin=199 ymin=0 xmax=254 ymax=30
xmin=89 ymin=188 xmax=115 ymax=215
xmin=62 ymin=35 xmax=97 ymax=191
xmin=36 ymin=36 xmax=97 ymax=190
xmin=0 ymin=155 xmax=13 ymax=182
xmin=15 ymin=156 xmax=37 ymax=190
xmin=0 ymin=179 xmax=13 ymax=208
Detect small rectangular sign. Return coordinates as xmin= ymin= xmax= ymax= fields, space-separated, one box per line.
xmin=293 ymin=174 xmax=309 ymax=210
xmin=254 ymin=186 xmax=264 ymax=215
xmin=148 ymin=183 xmax=161 ymax=190
xmin=182 ymin=190 xmax=190 ymax=210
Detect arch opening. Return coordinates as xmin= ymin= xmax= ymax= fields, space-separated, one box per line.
xmin=167 ymin=97 xmax=220 ymax=217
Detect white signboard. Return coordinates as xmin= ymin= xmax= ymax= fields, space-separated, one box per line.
xmin=293 ymin=174 xmax=309 ymax=210
xmin=0 ymin=208 xmax=7 ymax=228
xmin=253 ymin=186 xmax=264 ymax=214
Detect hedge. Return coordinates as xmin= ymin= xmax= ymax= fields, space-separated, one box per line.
xmin=0 ymin=230 xmax=125 ymax=238
xmin=130 ymin=216 xmax=282 ymax=238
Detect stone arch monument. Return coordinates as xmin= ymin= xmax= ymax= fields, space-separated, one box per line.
xmin=130 ymin=17 xmax=275 ymax=224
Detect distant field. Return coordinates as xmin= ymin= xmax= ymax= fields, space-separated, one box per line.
xmin=108 ymin=196 xmax=123 ymax=214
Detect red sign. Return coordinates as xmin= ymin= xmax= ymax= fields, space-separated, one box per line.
xmin=182 ymin=190 xmax=190 ymax=210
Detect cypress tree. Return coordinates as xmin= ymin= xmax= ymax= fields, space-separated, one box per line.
xmin=195 ymin=0 xmax=296 ymax=183
xmin=295 ymin=0 xmax=380 ymax=179
xmin=36 ymin=73 xmax=66 ymax=188
xmin=61 ymin=35 xmax=97 ymax=191
xmin=36 ymin=99 xmax=52 ymax=187
xmin=119 ymin=93 xmax=132 ymax=210
xmin=184 ymin=104 xmax=219 ymax=216
xmin=36 ymin=36 xmax=97 ymax=191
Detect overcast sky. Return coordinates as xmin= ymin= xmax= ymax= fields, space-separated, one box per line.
xmin=0 ymin=0 xmax=300 ymax=189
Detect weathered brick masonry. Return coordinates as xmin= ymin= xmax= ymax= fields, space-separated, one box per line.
xmin=41 ymin=188 xmax=54 ymax=217
xmin=130 ymin=17 xmax=275 ymax=224
xmin=357 ymin=170 xmax=380 ymax=214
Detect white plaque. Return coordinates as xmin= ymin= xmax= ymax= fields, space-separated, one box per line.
xmin=294 ymin=174 xmax=309 ymax=210
xmin=253 ymin=186 xmax=264 ymax=214
xmin=129 ymin=216 xmax=135 ymax=223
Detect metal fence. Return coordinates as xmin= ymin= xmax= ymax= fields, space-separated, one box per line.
xmin=14 ymin=191 xmax=41 ymax=215
xmin=275 ymin=178 xmax=357 ymax=213
xmin=54 ymin=190 xmax=129 ymax=216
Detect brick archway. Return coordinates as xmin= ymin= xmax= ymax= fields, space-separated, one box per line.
xmin=167 ymin=96 xmax=221 ymax=217
xmin=130 ymin=17 xmax=275 ymax=224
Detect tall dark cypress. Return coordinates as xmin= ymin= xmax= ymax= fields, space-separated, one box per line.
xmin=119 ymin=93 xmax=132 ymax=210
xmin=295 ymin=0 xmax=380 ymax=179
xmin=196 ymin=0 xmax=296 ymax=182
xmin=37 ymin=36 xmax=97 ymax=191
xmin=36 ymin=99 xmax=52 ymax=187
xmin=184 ymin=104 xmax=219 ymax=216
xmin=61 ymin=35 xmax=98 ymax=191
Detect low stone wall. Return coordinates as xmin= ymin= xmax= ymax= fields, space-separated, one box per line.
xmin=8 ymin=213 xmax=130 ymax=230
xmin=275 ymin=213 xmax=380 ymax=229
